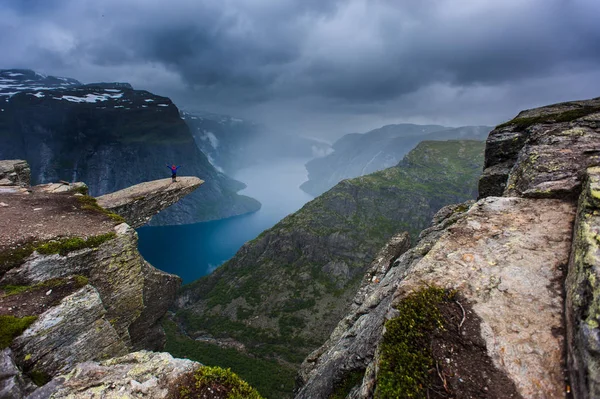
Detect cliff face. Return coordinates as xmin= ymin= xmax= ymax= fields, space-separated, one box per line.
xmin=296 ymin=97 xmax=600 ymax=399
xmin=0 ymin=69 xmax=260 ymax=225
xmin=301 ymin=124 xmax=491 ymax=196
xmin=0 ymin=162 xmax=200 ymax=398
xmin=173 ymin=140 xmax=484 ymax=387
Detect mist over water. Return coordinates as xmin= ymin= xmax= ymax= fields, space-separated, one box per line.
xmin=137 ymin=158 xmax=314 ymax=284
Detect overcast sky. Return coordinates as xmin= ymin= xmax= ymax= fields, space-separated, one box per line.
xmin=1 ymin=0 xmax=600 ymax=139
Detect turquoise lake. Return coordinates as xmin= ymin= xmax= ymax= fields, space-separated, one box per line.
xmin=136 ymin=158 xmax=314 ymax=284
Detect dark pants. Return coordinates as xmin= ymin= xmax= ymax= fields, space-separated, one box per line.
xmin=172 ymin=173 xmax=177 ymax=182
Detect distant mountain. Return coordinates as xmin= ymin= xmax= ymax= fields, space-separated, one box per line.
xmin=172 ymin=140 xmax=485 ymax=398
xmin=0 ymin=69 xmax=260 ymax=225
xmin=301 ymin=124 xmax=492 ymax=196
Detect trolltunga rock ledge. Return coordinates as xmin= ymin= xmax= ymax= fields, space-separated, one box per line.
xmin=96 ymin=177 xmax=204 ymax=228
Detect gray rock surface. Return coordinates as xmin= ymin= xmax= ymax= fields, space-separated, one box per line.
xmin=0 ymin=160 xmax=30 ymax=187
xmin=2 ymin=223 xmax=181 ymax=351
xmin=96 ymin=176 xmax=203 ymax=228
xmin=12 ymin=285 xmax=128 ymax=377
xmin=0 ymin=348 xmax=35 ymax=399
xmin=479 ymin=97 xmax=600 ymax=199
xmin=26 ymin=351 xmax=199 ymax=399
xmin=392 ymin=197 xmax=574 ymax=398
xmin=566 ymin=166 xmax=600 ymax=399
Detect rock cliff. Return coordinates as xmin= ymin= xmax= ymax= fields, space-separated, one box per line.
xmin=0 ymin=69 xmax=260 ymax=225
xmin=296 ymin=97 xmax=600 ymax=399
xmin=96 ymin=177 xmax=204 ymax=229
xmin=0 ymin=161 xmax=211 ymax=398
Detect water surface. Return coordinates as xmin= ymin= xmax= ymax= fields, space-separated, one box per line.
xmin=137 ymin=158 xmax=313 ymax=284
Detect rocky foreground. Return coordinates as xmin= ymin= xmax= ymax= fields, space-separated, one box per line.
xmin=296 ymin=96 xmax=600 ymax=399
xmin=0 ymin=165 xmax=235 ymax=398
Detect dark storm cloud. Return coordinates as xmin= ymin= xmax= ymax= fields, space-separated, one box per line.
xmin=1 ymin=0 xmax=600 ymax=133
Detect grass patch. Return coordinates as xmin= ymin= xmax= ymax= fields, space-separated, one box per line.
xmin=77 ymin=195 xmax=125 ymax=223
xmin=375 ymin=287 xmax=455 ymax=399
xmin=496 ymin=105 xmax=600 ymax=130
xmin=1 ymin=233 xmax=115 ymax=275
xmin=329 ymin=370 xmax=365 ymax=399
xmin=36 ymin=233 xmax=116 ymax=256
xmin=0 ymin=243 xmax=37 ymax=275
xmin=72 ymin=185 xmax=89 ymax=195
xmin=174 ymin=365 xmax=264 ymax=399
xmin=1 ymin=276 xmax=89 ymax=297
xmin=28 ymin=369 xmax=51 ymax=386
xmin=0 ymin=315 xmax=37 ymax=349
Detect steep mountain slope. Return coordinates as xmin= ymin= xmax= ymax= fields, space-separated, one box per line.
xmin=301 ymin=124 xmax=491 ymax=196
xmin=182 ymin=111 xmax=261 ymax=174
xmin=172 ymin=140 xmax=484 ymax=397
xmin=0 ymin=69 xmax=260 ymax=225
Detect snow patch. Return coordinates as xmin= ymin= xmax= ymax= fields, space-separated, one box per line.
xmin=57 ymin=92 xmax=123 ymax=103
xmin=157 ymin=104 xmax=169 ymax=107
xmin=27 ymin=92 xmax=45 ymax=98
xmin=144 ymin=99 xmax=154 ymax=102
xmin=6 ymin=72 xmax=24 ymax=77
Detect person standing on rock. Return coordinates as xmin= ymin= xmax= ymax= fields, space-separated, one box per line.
xmin=167 ymin=164 xmax=181 ymax=183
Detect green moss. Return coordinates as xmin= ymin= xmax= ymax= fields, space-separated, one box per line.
xmin=496 ymin=105 xmax=600 ymax=130
xmin=1 ymin=276 xmax=89 ymax=297
xmin=0 ymin=315 xmax=37 ymax=349
xmin=176 ymin=366 xmax=264 ymax=399
xmin=36 ymin=233 xmax=116 ymax=256
xmin=77 ymin=195 xmax=126 ymax=223
xmin=28 ymin=369 xmax=51 ymax=386
xmin=375 ymin=287 xmax=455 ymax=399
xmin=72 ymin=185 xmax=89 ymax=195
xmin=329 ymin=370 xmax=365 ymax=399
xmin=0 ymin=243 xmax=37 ymax=275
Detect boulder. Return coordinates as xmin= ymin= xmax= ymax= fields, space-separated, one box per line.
xmin=12 ymin=285 xmax=128 ymax=378
xmin=96 ymin=177 xmax=203 ymax=228
xmin=479 ymin=97 xmax=600 ymax=199
xmin=26 ymin=351 xmax=198 ymax=399
xmin=0 ymin=160 xmax=30 ymax=187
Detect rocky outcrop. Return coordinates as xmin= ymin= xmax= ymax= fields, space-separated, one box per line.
xmin=1 ymin=223 xmax=180 ymax=351
xmin=296 ymin=97 xmax=600 ymax=399
xmin=96 ymin=177 xmax=203 ymax=228
xmin=12 ymin=286 xmax=128 ymax=378
xmin=27 ymin=351 xmax=198 ymax=399
xmin=0 ymin=160 xmax=30 ymax=187
xmin=0 ymin=159 xmax=204 ymax=396
xmin=479 ymin=97 xmax=600 ymax=198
